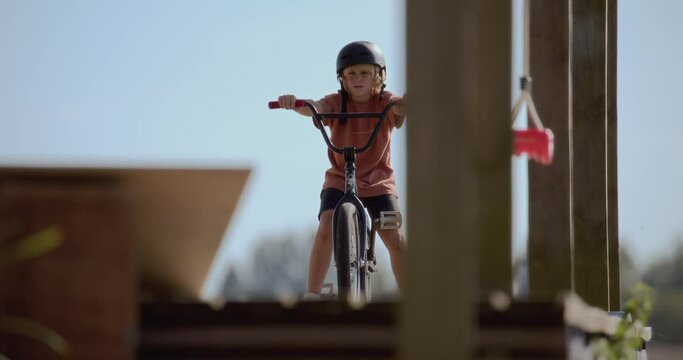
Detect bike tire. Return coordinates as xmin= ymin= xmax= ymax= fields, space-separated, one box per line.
xmin=334 ymin=202 xmax=362 ymax=302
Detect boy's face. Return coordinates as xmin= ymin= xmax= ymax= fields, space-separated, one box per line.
xmin=342 ymin=64 xmax=375 ymax=99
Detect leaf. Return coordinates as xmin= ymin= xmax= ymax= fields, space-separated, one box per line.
xmin=0 ymin=315 xmax=71 ymax=356
xmin=0 ymin=226 xmax=63 ymax=269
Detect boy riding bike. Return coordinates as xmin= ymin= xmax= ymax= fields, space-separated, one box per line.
xmin=276 ymin=41 xmax=406 ymax=299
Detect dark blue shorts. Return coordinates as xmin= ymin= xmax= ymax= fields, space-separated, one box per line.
xmin=318 ymin=188 xmax=401 ymax=221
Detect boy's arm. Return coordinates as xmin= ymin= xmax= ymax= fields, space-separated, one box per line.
xmin=390 ymin=94 xmax=407 ymax=129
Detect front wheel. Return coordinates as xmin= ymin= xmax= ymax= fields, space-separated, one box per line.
xmin=334 ymin=203 xmax=362 ymax=302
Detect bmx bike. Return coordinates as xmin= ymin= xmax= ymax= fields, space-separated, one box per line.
xmin=268 ymin=99 xmax=402 ymax=303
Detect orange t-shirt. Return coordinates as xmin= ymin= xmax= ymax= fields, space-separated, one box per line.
xmin=314 ymin=91 xmax=404 ymax=198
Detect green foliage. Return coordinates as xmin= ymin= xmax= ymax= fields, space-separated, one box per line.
xmin=620 ymin=238 xmax=683 ymax=344
xmin=0 ymin=315 xmax=70 ymax=356
xmin=0 ymin=226 xmax=71 ymax=357
xmin=592 ymin=282 xmax=652 ymax=360
xmin=0 ymin=226 xmax=63 ymax=269
xmin=623 ymin=282 xmax=653 ymax=326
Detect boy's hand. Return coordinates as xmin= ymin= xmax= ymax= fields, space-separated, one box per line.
xmin=278 ymin=95 xmax=299 ymax=110
xmin=278 ymin=95 xmax=316 ymax=116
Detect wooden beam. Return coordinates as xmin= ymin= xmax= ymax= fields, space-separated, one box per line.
xmin=527 ymin=0 xmax=573 ymax=300
xmin=402 ymin=0 xmax=511 ymax=358
xmin=606 ymin=0 xmax=620 ymax=310
xmin=478 ymin=1 xmax=513 ymax=295
xmin=138 ymin=301 xmax=568 ymax=359
xmin=571 ymin=0 xmax=609 ymax=309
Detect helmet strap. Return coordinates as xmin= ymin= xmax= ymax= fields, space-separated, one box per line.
xmin=340 ymin=91 xmax=349 ymax=125
xmin=378 ymin=67 xmax=387 ymax=98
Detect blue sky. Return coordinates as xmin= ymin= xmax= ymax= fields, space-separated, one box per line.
xmin=1 ymin=0 xmax=680 ymax=299
xmin=618 ymin=0 xmax=683 ymax=267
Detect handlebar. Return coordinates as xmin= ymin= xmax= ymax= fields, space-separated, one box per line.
xmin=269 ymin=99 xmax=400 ymax=155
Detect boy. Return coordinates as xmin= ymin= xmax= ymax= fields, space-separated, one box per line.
xmin=277 ymin=41 xmax=405 ymax=298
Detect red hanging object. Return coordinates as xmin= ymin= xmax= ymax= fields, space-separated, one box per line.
xmin=513 ymin=0 xmax=554 ymax=167
xmin=513 ymin=128 xmax=554 ymax=165
xmin=511 ymin=76 xmax=554 ymax=166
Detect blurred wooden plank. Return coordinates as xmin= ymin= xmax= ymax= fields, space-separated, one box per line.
xmin=570 ymin=0 xmax=610 ymax=309
xmin=140 ymin=302 xmax=395 ymax=359
xmin=139 ymin=301 xmax=566 ymax=359
xmin=528 ymin=0 xmax=573 ymax=300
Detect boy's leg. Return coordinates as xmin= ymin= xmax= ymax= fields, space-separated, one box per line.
xmin=362 ymin=194 xmax=404 ymax=291
xmin=307 ymin=209 xmax=334 ymax=293
xmin=376 ymin=228 xmax=404 ymax=290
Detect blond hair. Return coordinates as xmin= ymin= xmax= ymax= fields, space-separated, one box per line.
xmin=339 ymin=64 xmax=386 ymax=96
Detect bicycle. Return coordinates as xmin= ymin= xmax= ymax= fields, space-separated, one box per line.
xmin=268 ymin=99 xmax=402 ymax=303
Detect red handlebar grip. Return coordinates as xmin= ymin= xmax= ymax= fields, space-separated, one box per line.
xmin=268 ymin=100 xmax=308 ymax=109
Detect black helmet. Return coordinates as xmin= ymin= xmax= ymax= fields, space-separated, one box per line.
xmin=336 ymin=41 xmax=386 ymax=75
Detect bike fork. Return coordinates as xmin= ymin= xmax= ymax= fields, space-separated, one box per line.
xmin=366 ymin=220 xmax=378 ymax=273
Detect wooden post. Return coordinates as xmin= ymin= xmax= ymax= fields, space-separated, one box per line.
xmin=402 ymin=0 xmax=511 ymax=358
xmin=606 ymin=0 xmax=620 ymax=310
xmin=478 ymin=2 xmax=513 ymax=295
xmin=571 ymin=0 xmax=610 ymax=309
xmin=527 ymin=0 xmax=573 ymax=300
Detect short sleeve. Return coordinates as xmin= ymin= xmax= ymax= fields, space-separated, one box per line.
xmin=385 ymin=93 xmax=405 ymax=129
xmin=312 ymin=93 xmax=340 ymax=129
